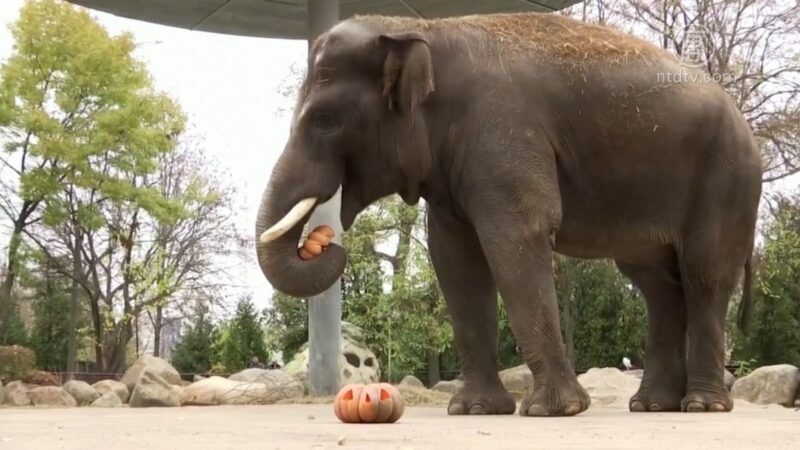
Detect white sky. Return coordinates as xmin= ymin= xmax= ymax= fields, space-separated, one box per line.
xmin=0 ymin=0 xmax=307 ymax=310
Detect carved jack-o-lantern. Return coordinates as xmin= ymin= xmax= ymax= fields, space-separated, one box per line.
xmin=334 ymin=383 xmax=404 ymax=423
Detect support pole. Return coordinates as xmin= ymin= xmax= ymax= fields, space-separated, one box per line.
xmin=306 ymin=0 xmax=341 ymax=397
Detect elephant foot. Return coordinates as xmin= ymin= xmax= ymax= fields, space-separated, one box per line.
xmin=520 ymin=379 xmax=590 ymax=417
xmin=447 ymin=385 xmax=516 ymax=415
xmin=629 ymin=385 xmax=684 ymax=412
xmin=681 ymin=389 xmax=733 ymax=412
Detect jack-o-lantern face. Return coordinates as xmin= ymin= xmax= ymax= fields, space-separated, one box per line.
xmin=334 ymin=383 xmax=404 ymax=423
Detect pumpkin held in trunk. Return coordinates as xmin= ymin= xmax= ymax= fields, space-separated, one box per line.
xmin=334 ymin=383 xmax=405 ymax=423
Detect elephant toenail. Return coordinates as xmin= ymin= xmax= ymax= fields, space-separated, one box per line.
xmin=524 ymin=404 xmax=549 ymax=416
xmin=709 ymin=402 xmax=727 ymax=412
xmin=685 ymin=401 xmax=705 ymax=412
xmin=629 ymin=400 xmax=647 ymax=412
xmin=448 ymin=404 xmax=465 ymax=415
xmin=649 ymin=402 xmax=664 ymax=412
xmin=468 ymin=404 xmax=488 ymax=415
xmin=564 ymin=403 xmax=582 ymax=415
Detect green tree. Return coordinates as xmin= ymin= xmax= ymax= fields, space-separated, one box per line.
xmin=341 ymin=198 xmax=451 ymax=383
xmin=0 ymin=0 xmax=184 ymax=367
xmin=563 ymin=258 xmax=646 ymax=370
xmin=24 ymin=258 xmax=71 ymax=371
xmin=264 ymin=291 xmax=308 ymax=363
xmin=734 ymin=198 xmax=800 ymax=366
xmin=171 ymin=304 xmax=219 ymax=374
xmin=220 ymin=296 xmax=269 ymax=372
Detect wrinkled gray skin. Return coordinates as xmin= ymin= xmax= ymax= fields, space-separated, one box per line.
xmin=256 ymin=13 xmax=761 ymax=416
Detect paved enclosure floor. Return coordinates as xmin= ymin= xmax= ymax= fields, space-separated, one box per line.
xmin=1 ymin=404 xmax=797 ymax=449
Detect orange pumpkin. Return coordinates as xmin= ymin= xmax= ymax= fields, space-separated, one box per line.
xmin=299 ymin=225 xmax=335 ymax=260
xmin=334 ymin=383 xmax=405 ymax=423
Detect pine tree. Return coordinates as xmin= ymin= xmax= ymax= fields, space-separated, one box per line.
xmin=171 ymin=304 xmax=218 ymax=374
xmin=220 ymin=296 xmax=269 ymax=372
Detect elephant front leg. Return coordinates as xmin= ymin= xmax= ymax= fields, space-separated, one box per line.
xmin=428 ymin=207 xmax=516 ymax=415
xmin=476 ymin=220 xmax=590 ymax=417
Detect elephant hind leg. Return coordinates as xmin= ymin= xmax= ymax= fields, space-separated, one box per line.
xmin=617 ymin=261 xmax=687 ymax=412
xmin=678 ymin=251 xmax=740 ymax=412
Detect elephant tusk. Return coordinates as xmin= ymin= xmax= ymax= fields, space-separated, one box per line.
xmin=259 ymin=197 xmax=317 ymax=244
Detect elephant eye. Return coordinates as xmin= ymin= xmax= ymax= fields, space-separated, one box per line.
xmin=310 ymin=111 xmax=342 ymax=133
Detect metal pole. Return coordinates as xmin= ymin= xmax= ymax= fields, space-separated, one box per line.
xmin=306 ymin=0 xmax=341 ymax=397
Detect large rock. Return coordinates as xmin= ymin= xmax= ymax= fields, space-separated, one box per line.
xmin=724 ymin=369 xmax=736 ymax=391
xmin=63 ymin=380 xmax=101 ymax=406
xmin=2 ymin=381 xmax=32 ymax=406
xmin=22 ymin=370 xmax=61 ymax=387
xmin=129 ymin=369 xmax=182 ymax=407
xmin=121 ymin=356 xmax=182 ymax=392
xmin=731 ymin=364 xmax=800 ymax=406
xmin=91 ymin=391 xmax=124 ymax=408
xmin=92 ymin=380 xmax=130 ymax=404
xmin=577 ymin=367 xmax=639 ymax=407
xmin=499 ymin=364 xmax=533 ymax=397
xmin=399 ymin=375 xmax=425 ymax=389
xmin=431 ymin=379 xmax=463 ymax=395
xmin=28 ymin=386 xmax=77 ymax=407
xmin=284 ymin=321 xmax=380 ymax=392
xmin=181 ymin=376 xmax=303 ymax=406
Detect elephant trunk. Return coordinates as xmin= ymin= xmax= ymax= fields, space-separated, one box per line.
xmin=255 ymin=171 xmax=346 ymax=298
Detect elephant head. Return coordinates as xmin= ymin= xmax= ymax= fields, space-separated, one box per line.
xmin=256 ymin=22 xmax=435 ymax=297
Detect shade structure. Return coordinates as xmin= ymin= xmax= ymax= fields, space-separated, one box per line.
xmin=66 ymin=0 xmax=583 ymax=39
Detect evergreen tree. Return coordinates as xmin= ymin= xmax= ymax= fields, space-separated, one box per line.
xmin=734 ymin=198 xmax=800 ymax=366
xmin=264 ymin=292 xmax=308 ymax=363
xmin=220 ymin=296 xmax=269 ymax=372
xmin=171 ymin=304 xmax=218 ymax=374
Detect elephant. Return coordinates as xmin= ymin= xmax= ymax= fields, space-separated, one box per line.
xmin=256 ymin=13 xmax=761 ymax=417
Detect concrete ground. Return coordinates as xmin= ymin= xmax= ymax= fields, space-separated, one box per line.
xmin=1 ymin=403 xmax=797 ymax=449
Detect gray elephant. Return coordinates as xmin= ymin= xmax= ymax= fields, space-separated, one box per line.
xmin=256 ymin=13 xmax=761 ymax=416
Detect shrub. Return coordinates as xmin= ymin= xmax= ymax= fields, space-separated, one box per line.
xmin=0 ymin=345 xmax=36 ymax=382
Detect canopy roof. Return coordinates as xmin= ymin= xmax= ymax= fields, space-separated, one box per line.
xmin=66 ymin=0 xmax=582 ymax=39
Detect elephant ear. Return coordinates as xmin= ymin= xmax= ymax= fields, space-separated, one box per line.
xmin=379 ymin=32 xmax=434 ymax=204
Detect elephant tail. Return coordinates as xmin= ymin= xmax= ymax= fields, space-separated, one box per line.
xmin=737 ymin=254 xmax=754 ymax=336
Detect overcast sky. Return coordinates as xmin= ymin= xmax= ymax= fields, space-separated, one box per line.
xmin=0 ymin=0 xmax=307 ymax=310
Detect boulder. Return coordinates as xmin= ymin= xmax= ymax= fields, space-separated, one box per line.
xmin=92 ymin=380 xmax=130 ymax=404
xmin=399 ymin=375 xmax=425 ymax=389
xmin=731 ymin=364 xmax=800 ymax=406
xmin=724 ymin=369 xmax=736 ymax=391
xmin=624 ymin=369 xmax=644 ymax=379
xmin=431 ymin=379 xmax=463 ymax=395
xmin=27 ymin=386 xmax=77 ymax=407
xmin=181 ymin=376 xmax=303 ymax=406
xmin=91 ymin=391 xmax=123 ymax=408
xmin=129 ymin=369 xmax=182 ymax=407
xmin=2 ymin=381 xmax=32 ymax=406
xmin=63 ymin=380 xmax=100 ymax=406
xmin=577 ymin=367 xmax=639 ymax=407
xmin=499 ymin=364 xmax=533 ymax=397
xmin=22 ymin=370 xmax=60 ymax=387
xmin=285 ymin=321 xmax=380 ymax=392
xmin=121 ymin=356 xmax=182 ymax=392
